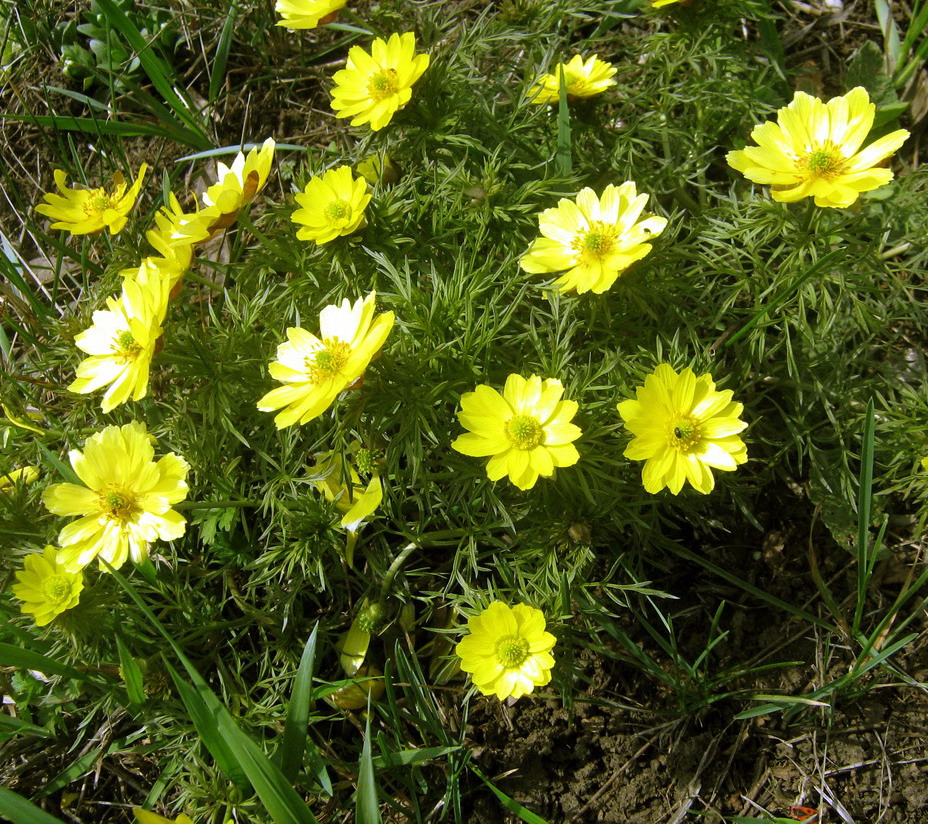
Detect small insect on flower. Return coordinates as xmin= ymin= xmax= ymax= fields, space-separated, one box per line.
xmin=618 ymin=363 xmax=748 ymax=495
xmin=330 ymin=32 xmax=430 ymax=131
xmin=36 ymin=164 xmax=148 ymax=236
xmin=257 ymin=292 xmax=395 ymax=428
xmin=455 ymin=601 xmax=556 ymax=701
xmin=529 ymin=54 xmax=617 ymax=104
xmin=12 ymin=546 xmax=84 ymax=627
xmin=201 ymin=138 xmax=276 ymax=231
xmin=452 ymin=374 xmax=581 ymax=491
xmin=42 ymin=421 xmax=190 ymax=572
xmin=291 ymin=165 xmax=371 ymax=244
xmin=520 ymin=183 xmax=667 ymax=295
xmin=726 ymin=87 xmax=909 ymax=209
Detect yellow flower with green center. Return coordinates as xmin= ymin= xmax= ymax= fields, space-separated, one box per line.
xmin=529 ymin=54 xmax=617 ymax=105
xmin=12 ymin=546 xmax=83 ymax=627
xmin=36 ymin=164 xmax=148 ymax=236
xmin=455 ymin=601 xmax=556 ymax=701
xmin=520 ymin=182 xmax=668 ymax=294
xmin=726 ymin=87 xmax=910 ymax=209
xmin=275 ymin=0 xmax=346 ymax=29
xmin=257 ymin=292 xmax=395 ymax=428
xmin=201 ymin=138 xmax=275 ymax=230
xmin=451 ymin=374 xmax=581 ymax=491
xmin=42 ymin=422 xmax=190 ymax=572
xmin=330 ymin=32 xmax=430 ymax=131
xmin=618 ymin=363 xmax=748 ymax=495
xmin=291 ymin=165 xmax=371 ymax=244
xmin=68 ymin=258 xmax=171 ymax=413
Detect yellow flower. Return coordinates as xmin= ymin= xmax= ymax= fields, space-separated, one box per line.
xmin=618 ymin=363 xmax=748 ymax=495
xmin=452 ymin=374 xmax=581 ymax=491
xmin=455 ymin=601 xmax=556 ymax=701
xmin=291 ymin=165 xmax=371 ymax=244
xmin=36 ymin=164 xmax=148 ymax=236
xmin=12 ymin=546 xmax=83 ymax=627
xmin=275 ymin=0 xmax=345 ymax=29
xmin=650 ymin=0 xmax=686 ymax=6
xmin=202 ymin=138 xmax=275 ymax=230
xmin=529 ymin=54 xmax=617 ymax=104
xmin=133 ymin=810 xmax=195 ymax=824
xmin=520 ymin=183 xmax=667 ymax=294
xmin=68 ymin=259 xmax=171 ymax=413
xmin=921 ymin=456 xmax=928 ymax=472
xmin=330 ymin=32 xmax=430 ymax=131
xmin=146 ymin=193 xmax=215 ymax=279
xmin=257 ymin=292 xmax=395 ymax=428
xmin=42 ymin=422 xmax=190 ymax=572
xmin=0 ymin=466 xmax=40 ymax=490
xmin=726 ymin=87 xmax=910 ymax=209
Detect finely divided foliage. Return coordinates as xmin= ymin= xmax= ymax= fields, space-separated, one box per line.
xmin=2 ymin=0 xmax=926 ymax=821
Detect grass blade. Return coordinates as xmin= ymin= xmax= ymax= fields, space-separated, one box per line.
xmin=356 ymin=714 xmax=381 ymax=824
xmin=278 ymin=622 xmax=331 ymax=794
xmin=209 ymin=1 xmax=238 ymax=105
xmin=723 ymin=248 xmax=844 ymax=348
xmin=852 ymin=398 xmax=875 ymax=636
xmin=556 ymin=65 xmax=572 ymax=175
xmin=166 ymin=663 xmax=251 ymax=790
xmin=116 ymin=635 xmax=146 ymax=707
xmin=0 ymin=788 xmax=68 ymax=824
xmin=91 ymin=0 xmax=209 ymax=144
xmin=469 ymin=764 xmax=549 ymax=824
xmin=105 ymin=562 xmax=318 ymax=824
xmin=0 ymin=643 xmax=87 ymax=680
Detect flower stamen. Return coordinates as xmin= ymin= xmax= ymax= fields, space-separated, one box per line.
xmin=495 ymin=635 xmax=530 ymax=668
xmin=325 ymin=200 xmax=352 ymax=221
xmin=368 ymin=69 xmax=399 ymax=101
xmin=505 ymin=414 xmax=545 ymax=450
xmin=306 ymin=338 xmax=351 ymax=384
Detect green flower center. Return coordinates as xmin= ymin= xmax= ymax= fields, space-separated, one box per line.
xmin=574 ymin=221 xmax=618 ymax=263
xmin=84 ymin=187 xmax=118 ymax=217
xmin=368 ymin=69 xmax=399 ymax=101
xmin=325 ymin=199 xmax=352 ymax=222
xmin=42 ymin=575 xmax=72 ymax=604
xmin=668 ymin=415 xmax=701 ymax=453
xmin=306 ymin=338 xmax=351 ymax=384
xmin=496 ymin=635 xmax=530 ymax=668
xmin=803 ymin=146 xmax=843 ymax=178
xmin=355 ymin=448 xmax=376 ymax=475
xmin=505 ymin=415 xmax=544 ymax=450
xmin=113 ymin=330 xmax=142 ymax=360
xmin=101 ymin=489 xmax=139 ymax=521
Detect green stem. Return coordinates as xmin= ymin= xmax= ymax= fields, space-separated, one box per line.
xmin=338 ymin=8 xmax=386 ymax=38
xmin=377 ymin=542 xmax=418 ymax=607
xmin=174 ymin=499 xmax=258 ymax=510
xmin=182 ymin=268 xmax=223 ymax=292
